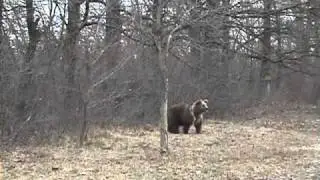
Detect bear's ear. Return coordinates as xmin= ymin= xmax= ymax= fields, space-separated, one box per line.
xmin=203 ymin=99 xmax=208 ymax=103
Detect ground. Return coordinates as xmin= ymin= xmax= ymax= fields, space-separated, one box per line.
xmin=1 ymin=104 xmax=320 ymax=179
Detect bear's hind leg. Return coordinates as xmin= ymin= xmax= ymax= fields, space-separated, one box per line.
xmin=183 ymin=125 xmax=191 ymax=134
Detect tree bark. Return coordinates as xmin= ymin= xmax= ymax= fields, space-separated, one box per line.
xmin=189 ymin=0 xmax=203 ymax=78
xmin=104 ymin=0 xmax=121 ymax=69
xmin=274 ymin=1 xmax=282 ymax=91
xmin=79 ymin=47 xmax=90 ymax=146
xmin=152 ymin=0 xmax=168 ymax=154
xmin=25 ymin=0 xmax=40 ymax=63
xmin=158 ymin=47 xmax=169 ymax=154
xmin=259 ymin=0 xmax=272 ymax=98
xmin=310 ymin=0 xmax=320 ymax=105
xmin=16 ymin=0 xmax=41 ymax=119
xmin=0 ymin=0 xmax=3 ymax=45
xmin=0 ymin=0 xmax=4 ymax=135
xmin=105 ymin=0 xmax=121 ymax=44
xmin=218 ymin=0 xmax=231 ymax=118
xmin=63 ymin=0 xmax=81 ymax=123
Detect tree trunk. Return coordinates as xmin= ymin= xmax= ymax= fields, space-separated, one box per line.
xmin=25 ymin=0 xmax=40 ymax=63
xmin=189 ymin=0 xmax=203 ymax=78
xmin=0 ymin=0 xmax=4 ymax=135
xmin=63 ymin=0 xmax=81 ymax=123
xmin=79 ymin=47 xmax=91 ymax=146
xmin=274 ymin=1 xmax=282 ymax=91
xmin=218 ymin=0 xmax=231 ymax=118
xmin=259 ymin=0 xmax=272 ymax=98
xmin=105 ymin=0 xmax=121 ymax=44
xmin=152 ymin=0 xmax=168 ymax=154
xmin=79 ymin=99 xmax=88 ymax=146
xmin=158 ymin=48 xmax=169 ymax=154
xmin=16 ymin=0 xmax=40 ymax=119
xmin=104 ymin=0 xmax=121 ymax=69
xmin=0 ymin=0 xmax=3 ymax=44
xmin=0 ymin=0 xmax=3 ymax=64
xmin=310 ymin=0 xmax=320 ymax=105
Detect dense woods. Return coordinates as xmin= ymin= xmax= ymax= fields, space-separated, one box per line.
xmin=0 ymin=0 xmax=319 ymax=146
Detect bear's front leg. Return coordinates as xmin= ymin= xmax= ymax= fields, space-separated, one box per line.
xmin=194 ymin=122 xmax=202 ymax=134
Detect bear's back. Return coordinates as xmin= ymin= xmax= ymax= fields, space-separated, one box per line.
xmin=168 ymin=103 xmax=193 ymax=125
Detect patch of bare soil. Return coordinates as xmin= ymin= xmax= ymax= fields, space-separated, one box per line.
xmin=1 ymin=110 xmax=320 ymax=179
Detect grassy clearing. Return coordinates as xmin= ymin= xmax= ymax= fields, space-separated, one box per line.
xmin=1 ymin=111 xmax=320 ymax=179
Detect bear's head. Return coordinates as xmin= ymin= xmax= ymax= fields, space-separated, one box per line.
xmin=192 ymin=98 xmax=209 ymax=114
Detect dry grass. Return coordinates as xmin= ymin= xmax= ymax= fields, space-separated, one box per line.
xmin=1 ymin=110 xmax=320 ymax=180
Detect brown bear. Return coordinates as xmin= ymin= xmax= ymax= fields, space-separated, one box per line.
xmin=167 ymin=98 xmax=209 ymax=134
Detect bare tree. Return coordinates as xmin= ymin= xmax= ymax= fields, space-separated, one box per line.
xmin=104 ymin=0 xmax=121 ymax=68
xmin=0 ymin=0 xmax=3 ymax=44
xmin=273 ymin=0 xmax=282 ymax=91
xmin=0 ymin=0 xmax=4 ymax=134
xmin=309 ymin=0 xmax=320 ymax=105
xmin=259 ymin=0 xmax=272 ymax=98
xmin=151 ymin=0 xmax=169 ymax=154
xmin=15 ymin=0 xmax=41 ymax=120
xmin=25 ymin=0 xmax=41 ymax=63
xmin=62 ymin=0 xmax=82 ymax=123
xmin=217 ymin=0 xmax=232 ymax=117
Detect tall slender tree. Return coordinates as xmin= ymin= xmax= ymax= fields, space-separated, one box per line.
xmin=274 ymin=1 xmax=282 ymax=91
xmin=309 ymin=0 xmax=320 ymax=104
xmin=151 ymin=0 xmax=169 ymax=154
xmin=16 ymin=0 xmax=41 ymax=119
xmin=259 ymin=0 xmax=272 ymax=98
xmin=25 ymin=0 xmax=40 ymax=63
xmin=62 ymin=0 xmax=82 ymax=123
xmin=0 ymin=0 xmax=3 ymax=46
xmin=104 ymin=0 xmax=121 ymax=69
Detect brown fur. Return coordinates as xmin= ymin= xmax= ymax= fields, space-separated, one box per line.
xmin=167 ymin=99 xmax=208 ymax=134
